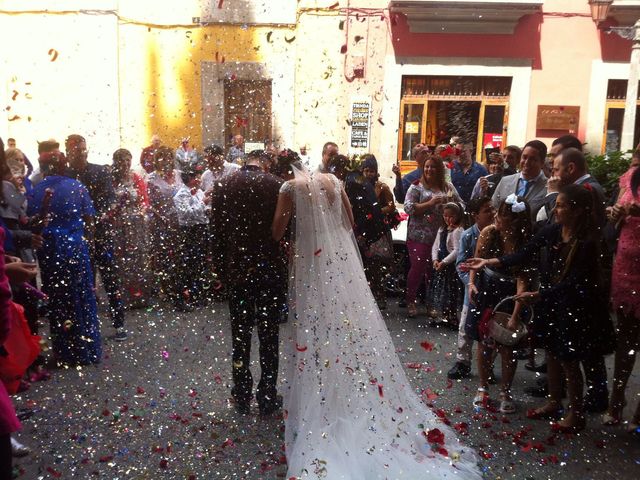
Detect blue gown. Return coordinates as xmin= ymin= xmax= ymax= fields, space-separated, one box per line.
xmin=28 ymin=175 xmax=102 ymax=365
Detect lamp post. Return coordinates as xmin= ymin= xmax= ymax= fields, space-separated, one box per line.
xmin=589 ymin=0 xmax=640 ymax=151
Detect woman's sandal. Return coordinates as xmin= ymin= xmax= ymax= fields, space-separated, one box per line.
xmin=473 ymin=388 xmax=489 ymax=409
xmin=551 ymin=421 xmax=585 ymax=434
xmin=527 ymin=405 xmax=564 ymax=420
xmin=407 ymin=303 xmax=417 ymax=318
xmin=498 ymin=391 xmax=516 ymax=414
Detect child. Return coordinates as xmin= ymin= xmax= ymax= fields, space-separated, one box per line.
xmin=465 ymin=195 xmax=532 ymax=414
xmin=428 ymin=202 xmax=465 ymax=329
xmin=173 ymin=167 xmax=211 ymax=310
xmin=447 ymin=197 xmax=496 ymax=379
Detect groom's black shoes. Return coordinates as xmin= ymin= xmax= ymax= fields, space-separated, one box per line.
xmin=233 ymin=399 xmax=251 ymax=415
xmin=259 ymin=394 xmax=283 ymax=416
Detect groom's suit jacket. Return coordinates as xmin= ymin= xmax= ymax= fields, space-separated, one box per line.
xmin=210 ymin=164 xmax=285 ymax=287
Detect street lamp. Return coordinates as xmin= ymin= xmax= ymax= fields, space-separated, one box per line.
xmin=590 ymin=0 xmax=640 ymax=151
xmin=588 ymin=0 xmax=612 ymax=26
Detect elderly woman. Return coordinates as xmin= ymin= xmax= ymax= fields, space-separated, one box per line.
xmin=1 ymin=148 xmax=42 ymax=343
xmin=4 ymin=148 xmax=32 ymax=196
xmin=404 ymin=153 xmax=462 ymax=318
xmin=147 ymin=146 xmax=185 ymax=311
xmin=27 ymin=150 xmax=101 ymax=366
xmin=111 ymin=148 xmax=151 ymax=308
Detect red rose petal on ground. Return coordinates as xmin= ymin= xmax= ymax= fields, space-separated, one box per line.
xmin=295 ymin=344 xmax=307 ymax=352
xmin=426 ymin=428 xmax=445 ymax=445
xmin=422 ymin=388 xmax=439 ymax=401
xmin=420 ymin=341 xmax=434 ymax=351
xmin=520 ymin=442 xmax=532 ymax=452
xmin=406 ymin=362 xmax=422 ymax=369
xmin=47 ymin=467 xmax=62 ymax=478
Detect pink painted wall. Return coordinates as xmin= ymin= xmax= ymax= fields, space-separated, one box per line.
xmin=389 ymin=0 xmax=632 ymax=146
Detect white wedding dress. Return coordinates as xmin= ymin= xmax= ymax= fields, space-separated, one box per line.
xmin=280 ymin=165 xmax=480 ymax=480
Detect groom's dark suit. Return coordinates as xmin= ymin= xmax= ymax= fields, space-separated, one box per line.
xmin=210 ymin=164 xmax=285 ymax=412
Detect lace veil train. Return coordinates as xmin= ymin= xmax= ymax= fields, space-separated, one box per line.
xmin=280 ymin=162 xmax=480 ymax=479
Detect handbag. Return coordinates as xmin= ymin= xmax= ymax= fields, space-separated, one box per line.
xmin=367 ymin=232 xmax=393 ymax=261
xmin=479 ymin=296 xmax=531 ymax=347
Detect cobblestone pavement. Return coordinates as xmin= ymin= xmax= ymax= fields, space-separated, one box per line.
xmin=12 ymin=299 xmax=640 ymax=479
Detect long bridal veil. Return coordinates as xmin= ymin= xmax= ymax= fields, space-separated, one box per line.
xmin=281 ymin=163 xmax=480 ymax=479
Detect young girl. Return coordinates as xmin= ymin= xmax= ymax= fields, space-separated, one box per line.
xmin=429 ymin=202 xmax=465 ymax=328
xmin=465 ymin=195 xmax=532 ymax=414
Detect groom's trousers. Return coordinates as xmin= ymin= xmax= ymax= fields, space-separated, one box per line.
xmin=228 ymin=281 xmax=282 ymax=407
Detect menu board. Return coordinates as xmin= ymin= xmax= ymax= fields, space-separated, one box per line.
xmin=350 ymin=99 xmax=371 ymax=149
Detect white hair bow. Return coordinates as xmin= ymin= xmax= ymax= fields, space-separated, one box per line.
xmin=505 ymin=193 xmax=526 ymax=213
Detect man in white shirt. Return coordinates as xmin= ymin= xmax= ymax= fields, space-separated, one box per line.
xmin=201 ymin=144 xmax=240 ymax=192
xmin=173 ymin=167 xmax=211 ymax=310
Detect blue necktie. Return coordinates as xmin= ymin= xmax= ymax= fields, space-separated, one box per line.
xmin=516 ymin=179 xmax=529 ymax=197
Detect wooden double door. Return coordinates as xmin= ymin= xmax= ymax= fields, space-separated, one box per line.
xmin=224 ymin=79 xmax=272 ymax=148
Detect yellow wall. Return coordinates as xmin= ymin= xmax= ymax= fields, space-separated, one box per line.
xmin=1 ymin=0 xmax=295 ymax=163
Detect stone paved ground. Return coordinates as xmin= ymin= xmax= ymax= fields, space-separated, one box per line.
xmin=12 ymin=299 xmax=640 ymax=479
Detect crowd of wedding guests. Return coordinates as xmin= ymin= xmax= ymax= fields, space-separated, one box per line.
xmin=0 ymin=130 xmax=639 ymax=475
xmin=393 ymin=136 xmax=640 ymax=436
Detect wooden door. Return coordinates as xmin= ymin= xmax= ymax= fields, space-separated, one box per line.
xmin=224 ymin=79 xmax=272 ymax=147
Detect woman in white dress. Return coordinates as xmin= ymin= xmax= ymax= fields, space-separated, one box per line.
xmin=271 ymin=162 xmax=480 ymax=479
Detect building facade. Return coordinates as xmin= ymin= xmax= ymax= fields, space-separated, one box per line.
xmin=1 ymin=0 xmax=638 ymax=176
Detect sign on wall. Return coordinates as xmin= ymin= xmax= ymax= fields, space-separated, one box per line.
xmin=536 ymin=105 xmax=580 ymax=131
xmin=350 ymin=98 xmax=371 ymax=150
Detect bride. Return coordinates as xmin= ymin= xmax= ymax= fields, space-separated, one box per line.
xmin=271 ymin=158 xmax=480 ymax=479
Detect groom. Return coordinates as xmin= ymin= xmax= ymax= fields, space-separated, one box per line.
xmin=210 ymin=149 xmax=286 ymax=415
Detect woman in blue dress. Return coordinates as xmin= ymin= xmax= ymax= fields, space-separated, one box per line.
xmin=27 ymin=150 xmax=101 ymax=366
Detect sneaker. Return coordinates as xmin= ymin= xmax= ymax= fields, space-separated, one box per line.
xmin=114 ymin=328 xmax=128 ymax=342
xmin=447 ymin=362 xmax=471 ymax=380
xmin=11 ymin=437 xmax=30 ymax=457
